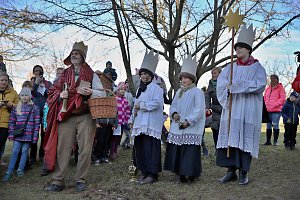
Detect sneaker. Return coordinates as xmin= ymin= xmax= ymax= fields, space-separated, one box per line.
xmin=46 ymin=183 xmax=65 ymax=192
xmin=101 ymin=157 xmax=110 ymax=164
xmin=2 ymin=172 xmax=12 ymax=182
xmin=17 ymin=169 xmax=24 ymax=177
xmin=76 ymin=182 xmax=87 ymax=192
xmin=95 ymin=159 xmax=101 ymax=166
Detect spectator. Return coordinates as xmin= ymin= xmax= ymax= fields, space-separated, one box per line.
xmin=263 ymin=74 xmax=286 ymax=146
xmin=103 ymin=61 xmax=118 ymax=81
xmin=0 ymin=55 xmax=7 ymax=73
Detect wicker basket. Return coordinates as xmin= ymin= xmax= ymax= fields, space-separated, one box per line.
xmin=88 ymin=90 xmax=117 ymax=119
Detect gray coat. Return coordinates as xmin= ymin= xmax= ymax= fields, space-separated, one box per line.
xmin=205 ymin=79 xmax=222 ymax=130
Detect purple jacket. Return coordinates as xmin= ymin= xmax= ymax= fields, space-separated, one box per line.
xmin=8 ymin=103 xmax=40 ymax=143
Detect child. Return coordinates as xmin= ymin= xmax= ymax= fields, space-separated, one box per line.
xmin=110 ymin=82 xmax=131 ymax=160
xmin=164 ymin=55 xmax=205 ymax=183
xmin=3 ymin=88 xmax=40 ymax=181
xmin=281 ymin=91 xmax=300 ymax=150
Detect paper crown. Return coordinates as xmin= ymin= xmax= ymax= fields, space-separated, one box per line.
xmin=235 ymin=24 xmax=256 ymax=50
xmin=178 ymin=54 xmax=197 ymax=82
xmin=64 ymin=41 xmax=88 ymax=65
xmin=140 ymin=49 xmax=159 ymax=74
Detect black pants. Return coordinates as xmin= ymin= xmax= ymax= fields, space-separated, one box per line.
xmin=212 ymin=128 xmax=219 ymax=148
xmin=0 ymin=128 xmax=9 ymax=155
xmin=93 ymin=126 xmax=113 ymax=159
xmin=284 ymin=124 xmax=298 ymax=147
xmin=30 ymin=124 xmax=45 ymax=161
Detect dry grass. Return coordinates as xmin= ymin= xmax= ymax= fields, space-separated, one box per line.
xmin=0 ymin=124 xmax=299 ymax=200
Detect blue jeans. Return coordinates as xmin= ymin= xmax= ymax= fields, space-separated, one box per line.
xmin=7 ymin=141 xmax=30 ymax=173
xmin=267 ymin=112 xmax=281 ymax=129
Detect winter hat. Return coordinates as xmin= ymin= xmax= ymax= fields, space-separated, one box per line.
xmin=290 ymin=91 xmax=299 ymax=98
xmin=178 ymin=54 xmax=197 ymax=82
xmin=117 ymin=82 xmax=127 ymax=91
xmin=19 ymin=87 xmax=32 ymax=98
xmin=234 ymin=24 xmax=256 ymax=52
xmin=64 ymin=41 xmax=88 ymax=65
xmin=139 ymin=49 xmax=159 ymax=78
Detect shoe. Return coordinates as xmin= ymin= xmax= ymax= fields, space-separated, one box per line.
xmin=273 ymin=141 xmax=278 ymax=146
xmin=176 ymin=175 xmax=187 ymax=184
xmin=40 ymin=168 xmax=49 ymax=176
xmin=16 ymin=169 xmax=24 ymax=177
xmin=219 ymin=172 xmax=237 ymax=183
xmin=238 ymin=171 xmax=249 ymax=185
xmin=188 ymin=176 xmax=196 ymax=182
xmin=203 ymin=148 xmax=209 ymax=157
xmin=140 ymin=176 xmax=157 ymax=185
xmin=46 ymin=183 xmax=65 ymax=192
xmin=2 ymin=172 xmax=12 ymax=182
xmin=30 ymin=158 xmax=37 ymax=164
xmin=95 ymin=159 xmax=101 ymax=166
xmin=263 ymin=141 xmax=272 ymax=145
xmin=290 ymin=146 xmax=295 ymax=150
xmin=101 ymin=158 xmax=110 ymax=164
xmin=76 ymin=182 xmax=87 ymax=192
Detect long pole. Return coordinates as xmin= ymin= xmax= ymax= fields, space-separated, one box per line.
xmin=227 ymin=29 xmax=235 ymax=157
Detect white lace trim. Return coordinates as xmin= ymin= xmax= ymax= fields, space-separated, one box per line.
xmin=216 ymin=119 xmax=261 ymax=158
xmin=167 ymin=133 xmax=202 ymax=145
xmin=131 ymin=127 xmax=161 ymax=140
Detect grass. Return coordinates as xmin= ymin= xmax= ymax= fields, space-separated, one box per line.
xmin=0 ymin=123 xmax=299 ymax=200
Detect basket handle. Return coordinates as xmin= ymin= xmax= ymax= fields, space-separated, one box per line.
xmin=98 ymin=88 xmax=116 ymax=97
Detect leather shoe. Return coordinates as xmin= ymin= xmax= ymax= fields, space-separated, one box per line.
xmin=140 ymin=176 xmax=157 ymax=185
xmin=76 ymin=182 xmax=87 ymax=192
xmin=46 ymin=184 xmax=65 ymax=192
xmin=219 ymin=172 xmax=237 ymax=183
xmin=238 ymin=171 xmax=249 ymax=185
xmin=40 ymin=168 xmax=49 ymax=176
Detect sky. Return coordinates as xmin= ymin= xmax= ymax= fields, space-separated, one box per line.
xmin=3 ymin=1 xmax=300 ymax=94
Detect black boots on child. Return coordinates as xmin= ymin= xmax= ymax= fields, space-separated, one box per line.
xmin=263 ymin=129 xmax=280 ymax=146
xmin=219 ymin=167 xmax=248 ymax=185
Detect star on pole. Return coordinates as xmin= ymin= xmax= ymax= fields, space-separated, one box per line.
xmin=223 ymin=8 xmax=245 ymax=32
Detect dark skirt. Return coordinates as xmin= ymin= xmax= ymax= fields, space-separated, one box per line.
xmin=216 ymin=147 xmax=252 ymax=172
xmin=164 ymin=143 xmax=202 ymax=177
xmin=134 ymin=134 xmax=162 ymax=174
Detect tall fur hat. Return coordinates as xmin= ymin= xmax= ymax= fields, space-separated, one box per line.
xmin=178 ymin=54 xmax=197 ymax=82
xmin=64 ymin=41 xmax=88 ymax=65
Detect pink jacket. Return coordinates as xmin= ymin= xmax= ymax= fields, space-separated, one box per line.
xmin=264 ymin=83 xmax=286 ymax=112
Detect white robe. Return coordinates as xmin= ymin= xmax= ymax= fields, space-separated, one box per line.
xmin=216 ymin=61 xmax=267 ymax=158
xmin=168 ymin=87 xmax=206 ymax=145
xmin=129 ymin=81 xmax=164 ymax=139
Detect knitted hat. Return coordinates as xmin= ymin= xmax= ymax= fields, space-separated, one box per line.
xmin=117 ymin=82 xmax=127 ymax=90
xmin=290 ymin=91 xmax=299 ymax=98
xmin=234 ymin=24 xmax=256 ymax=52
xmin=178 ymin=54 xmax=197 ymax=82
xmin=139 ymin=49 xmax=159 ymax=78
xmin=64 ymin=41 xmax=88 ymax=65
xmin=19 ymin=87 xmax=32 ymax=98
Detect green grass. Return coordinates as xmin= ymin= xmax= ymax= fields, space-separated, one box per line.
xmin=0 ymin=123 xmax=299 ymax=200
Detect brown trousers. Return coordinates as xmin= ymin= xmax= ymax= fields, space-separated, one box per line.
xmin=52 ymin=113 xmax=95 ymax=185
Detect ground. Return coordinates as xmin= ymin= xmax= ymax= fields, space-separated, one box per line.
xmin=0 ymin=125 xmax=299 ymax=200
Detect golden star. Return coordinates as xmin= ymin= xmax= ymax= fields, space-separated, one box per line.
xmin=223 ymin=8 xmax=245 ymax=32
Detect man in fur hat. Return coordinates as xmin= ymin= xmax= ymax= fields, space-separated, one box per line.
xmin=45 ymin=41 xmax=106 ymax=192
xmin=216 ymin=25 xmax=267 ymax=185
xmin=129 ymin=49 xmax=164 ymax=184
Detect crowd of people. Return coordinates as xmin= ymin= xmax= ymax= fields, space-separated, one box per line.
xmin=0 ymin=24 xmax=299 ymax=192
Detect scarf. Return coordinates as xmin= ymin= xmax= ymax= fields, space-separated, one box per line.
xmin=43 ymin=63 xmax=94 ymax=171
xmin=236 ymin=56 xmax=258 ymax=66
xmin=136 ymin=80 xmax=152 ymax=98
xmin=179 ymin=83 xmax=196 ymax=97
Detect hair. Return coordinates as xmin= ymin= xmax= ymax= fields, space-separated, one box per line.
xmin=33 ymin=65 xmax=44 ymax=74
xmin=211 ymin=67 xmax=222 ymax=74
xmin=56 ymin=67 xmax=64 ymax=73
xmin=270 ymin=74 xmax=279 ymax=81
xmin=22 ymin=80 xmax=33 ymax=88
xmin=0 ymin=72 xmax=11 ymax=90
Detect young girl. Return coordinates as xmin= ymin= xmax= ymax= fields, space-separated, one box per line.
xmin=164 ymin=55 xmax=206 ymax=183
xmin=110 ymin=82 xmax=131 ymax=160
xmin=3 ymin=87 xmax=40 ymax=181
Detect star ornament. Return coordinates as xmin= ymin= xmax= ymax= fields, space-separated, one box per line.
xmin=223 ymin=8 xmax=245 ymax=32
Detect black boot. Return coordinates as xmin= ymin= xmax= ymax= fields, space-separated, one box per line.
xmin=238 ymin=170 xmax=249 ymax=185
xmin=219 ymin=167 xmax=237 ymax=183
xmin=273 ymin=129 xmax=280 ymax=146
xmin=263 ymin=129 xmax=272 ymax=145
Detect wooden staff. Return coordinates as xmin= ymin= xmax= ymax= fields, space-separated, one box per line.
xmin=60 ymin=83 xmax=68 ymax=113
xmin=226 ymin=29 xmax=235 ymax=157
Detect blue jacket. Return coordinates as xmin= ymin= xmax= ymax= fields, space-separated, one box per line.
xmin=281 ymin=98 xmax=300 ymax=125
xmin=32 ymin=80 xmax=52 ymax=110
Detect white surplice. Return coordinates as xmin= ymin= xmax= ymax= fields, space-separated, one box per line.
xmin=216 ymin=61 xmax=267 ymax=158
